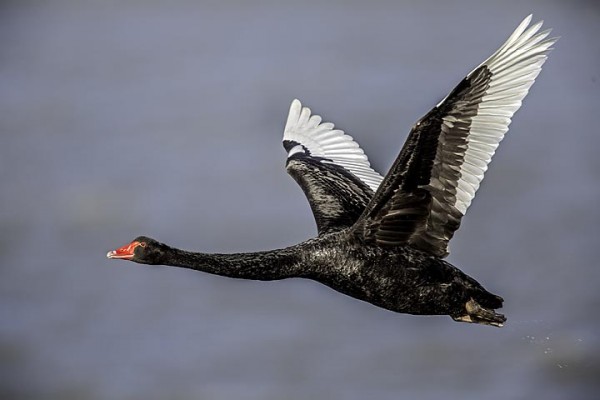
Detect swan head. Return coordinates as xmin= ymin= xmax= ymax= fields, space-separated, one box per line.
xmin=107 ymin=236 xmax=166 ymax=264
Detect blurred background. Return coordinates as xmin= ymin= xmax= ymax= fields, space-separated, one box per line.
xmin=1 ymin=0 xmax=599 ymax=399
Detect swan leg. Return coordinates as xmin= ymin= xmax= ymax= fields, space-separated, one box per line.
xmin=452 ymin=298 xmax=506 ymax=327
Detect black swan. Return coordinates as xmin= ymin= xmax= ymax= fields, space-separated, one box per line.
xmin=108 ymin=16 xmax=556 ymax=327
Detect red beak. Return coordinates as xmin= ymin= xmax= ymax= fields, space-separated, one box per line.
xmin=107 ymin=241 xmax=142 ymax=260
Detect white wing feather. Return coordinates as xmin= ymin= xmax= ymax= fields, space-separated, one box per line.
xmin=437 ymin=15 xmax=557 ymax=215
xmin=283 ymin=99 xmax=384 ymax=192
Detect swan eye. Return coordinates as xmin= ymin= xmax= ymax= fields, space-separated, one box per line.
xmin=139 ymin=242 xmax=147 ymax=248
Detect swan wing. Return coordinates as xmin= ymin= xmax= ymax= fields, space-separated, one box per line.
xmin=283 ymin=99 xmax=384 ymax=234
xmin=354 ymin=16 xmax=557 ymax=257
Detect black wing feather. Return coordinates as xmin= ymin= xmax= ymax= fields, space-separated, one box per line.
xmin=354 ymin=16 xmax=555 ymax=257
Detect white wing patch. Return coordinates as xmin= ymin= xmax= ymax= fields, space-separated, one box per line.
xmin=283 ymin=99 xmax=384 ymax=192
xmin=438 ymin=15 xmax=557 ymax=215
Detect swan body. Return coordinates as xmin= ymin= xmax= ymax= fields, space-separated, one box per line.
xmin=108 ymin=16 xmax=556 ymax=327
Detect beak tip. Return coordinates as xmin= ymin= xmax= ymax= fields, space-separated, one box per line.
xmin=107 ymin=241 xmax=141 ymax=260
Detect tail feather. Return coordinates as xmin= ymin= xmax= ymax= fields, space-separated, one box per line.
xmin=478 ymin=292 xmax=504 ymax=310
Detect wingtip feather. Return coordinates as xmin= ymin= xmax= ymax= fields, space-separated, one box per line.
xmin=282 ymin=99 xmax=384 ymax=191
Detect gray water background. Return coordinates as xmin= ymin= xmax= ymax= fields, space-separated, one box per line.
xmin=1 ymin=0 xmax=599 ymax=399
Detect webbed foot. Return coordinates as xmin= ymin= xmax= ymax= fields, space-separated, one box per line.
xmin=452 ymin=298 xmax=506 ymax=327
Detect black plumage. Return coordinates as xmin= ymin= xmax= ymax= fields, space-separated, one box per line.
xmin=108 ymin=16 xmax=556 ymax=327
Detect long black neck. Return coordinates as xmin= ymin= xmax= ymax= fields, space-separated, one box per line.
xmin=157 ymin=244 xmax=307 ymax=281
